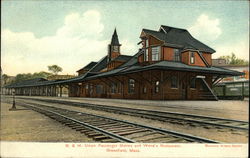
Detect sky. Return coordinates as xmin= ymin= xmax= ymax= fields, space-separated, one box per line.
xmin=1 ymin=0 xmax=249 ymax=76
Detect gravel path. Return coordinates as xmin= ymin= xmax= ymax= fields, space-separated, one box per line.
xmin=0 ymin=102 xmax=93 ymax=142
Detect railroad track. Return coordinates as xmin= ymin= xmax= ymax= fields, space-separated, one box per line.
xmin=18 ymin=97 xmax=249 ymax=132
xmin=14 ymin=101 xmax=219 ymax=143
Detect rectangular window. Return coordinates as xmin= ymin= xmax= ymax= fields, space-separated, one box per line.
xmin=174 ymin=49 xmax=180 ymax=61
xmin=96 ymin=85 xmax=103 ymax=94
xmin=111 ymin=83 xmax=117 ymax=94
xmin=190 ymin=52 xmax=195 ymax=64
xmin=128 ymin=79 xmax=135 ymax=94
xmin=152 ymin=46 xmax=161 ymax=61
xmin=145 ymin=39 xmax=149 ymax=47
xmin=171 ymin=76 xmax=178 ymax=88
xmin=144 ymin=49 xmax=149 ymax=61
xmin=190 ymin=78 xmax=196 ymax=89
xmin=89 ymin=84 xmax=93 ymax=94
xmin=155 ymin=81 xmax=160 ymax=93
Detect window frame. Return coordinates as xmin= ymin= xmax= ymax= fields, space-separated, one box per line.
xmin=110 ymin=82 xmax=117 ymax=94
xmin=143 ymin=86 xmax=147 ymax=94
xmin=190 ymin=51 xmax=195 ymax=64
xmin=96 ymin=85 xmax=103 ymax=94
xmin=155 ymin=81 xmax=160 ymax=93
xmin=174 ymin=49 xmax=181 ymax=62
xmin=128 ymin=79 xmax=135 ymax=94
xmin=190 ymin=77 xmax=196 ymax=89
xmin=171 ymin=76 xmax=178 ymax=88
xmin=152 ymin=46 xmax=161 ymax=61
xmin=144 ymin=49 xmax=149 ymax=61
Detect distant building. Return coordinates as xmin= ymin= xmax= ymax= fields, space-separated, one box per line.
xmin=221 ymin=65 xmax=249 ymax=82
xmin=212 ymin=59 xmax=229 ymax=66
xmin=212 ymin=59 xmax=249 ymax=82
xmin=46 ymin=74 xmax=75 ymax=81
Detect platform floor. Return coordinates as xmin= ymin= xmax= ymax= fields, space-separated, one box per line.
xmin=12 ymin=95 xmax=249 ymax=121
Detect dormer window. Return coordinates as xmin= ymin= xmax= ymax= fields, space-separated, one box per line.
xmin=190 ymin=52 xmax=195 ymax=64
xmin=152 ymin=46 xmax=161 ymax=61
xmin=174 ymin=49 xmax=180 ymax=61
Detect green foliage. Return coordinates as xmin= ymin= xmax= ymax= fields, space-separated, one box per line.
xmin=2 ymin=74 xmax=12 ymax=85
xmin=219 ymin=53 xmax=249 ymax=65
xmin=48 ymin=65 xmax=63 ymax=75
xmin=13 ymin=71 xmax=52 ymax=83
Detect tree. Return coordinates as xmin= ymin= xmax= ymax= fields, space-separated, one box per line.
xmin=219 ymin=53 xmax=249 ymax=65
xmin=2 ymin=74 xmax=11 ymax=85
xmin=33 ymin=71 xmax=52 ymax=78
xmin=48 ymin=65 xmax=63 ymax=75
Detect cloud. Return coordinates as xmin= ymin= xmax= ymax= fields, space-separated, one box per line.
xmin=2 ymin=10 xmax=136 ymax=76
xmin=213 ymin=39 xmax=249 ymax=60
xmin=189 ymin=14 xmax=222 ymax=42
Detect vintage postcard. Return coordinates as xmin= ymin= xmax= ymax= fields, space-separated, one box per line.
xmin=1 ymin=0 xmax=249 ymax=157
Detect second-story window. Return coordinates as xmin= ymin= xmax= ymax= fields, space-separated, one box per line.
xmin=174 ymin=49 xmax=180 ymax=61
xmin=190 ymin=52 xmax=195 ymax=64
xmin=128 ymin=79 xmax=135 ymax=94
xmin=152 ymin=46 xmax=161 ymax=61
xmin=145 ymin=39 xmax=149 ymax=47
xmin=144 ymin=49 xmax=149 ymax=61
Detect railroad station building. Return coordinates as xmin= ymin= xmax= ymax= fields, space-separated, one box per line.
xmin=4 ymin=25 xmax=243 ymax=100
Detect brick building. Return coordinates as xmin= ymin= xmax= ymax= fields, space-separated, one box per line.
xmin=5 ymin=25 xmax=243 ymax=100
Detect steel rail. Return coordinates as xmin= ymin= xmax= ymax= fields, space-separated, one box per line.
xmin=20 ymin=97 xmax=248 ymax=131
xmin=19 ymin=102 xmax=135 ymax=143
xmin=18 ymin=101 xmax=220 ymax=143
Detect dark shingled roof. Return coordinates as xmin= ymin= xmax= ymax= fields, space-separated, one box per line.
xmin=77 ymin=61 xmax=97 ymax=72
xmin=113 ymin=55 xmax=132 ymax=62
xmin=118 ymin=50 xmax=143 ymax=68
xmin=86 ymin=60 xmax=243 ymax=80
xmin=111 ymin=29 xmax=121 ymax=46
xmin=142 ymin=25 xmax=215 ymax=53
xmin=5 ymin=78 xmax=48 ymax=88
xmin=89 ymin=56 xmax=108 ymax=72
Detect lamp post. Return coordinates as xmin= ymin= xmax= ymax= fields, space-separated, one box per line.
xmin=9 ymin=90 xmax=16 ymax=111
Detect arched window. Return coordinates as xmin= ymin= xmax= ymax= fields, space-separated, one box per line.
xmin=128 ymin=79 xmax=135 ymax=94
xmin=155 ymin=81 xmax=160 ymax=93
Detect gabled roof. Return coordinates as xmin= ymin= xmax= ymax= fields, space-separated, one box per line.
xmin=77 ymin=61 xmax=97 ymax=72
xmin=89 ymin=56 xmax=108 ymax=72
xmin=111 ymin=29 xmax=121 ymax=46
xmin=142 ymin=25 xmax=215 ymax=53
xmin=118 ymin=49 xmax=143 ymax=68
